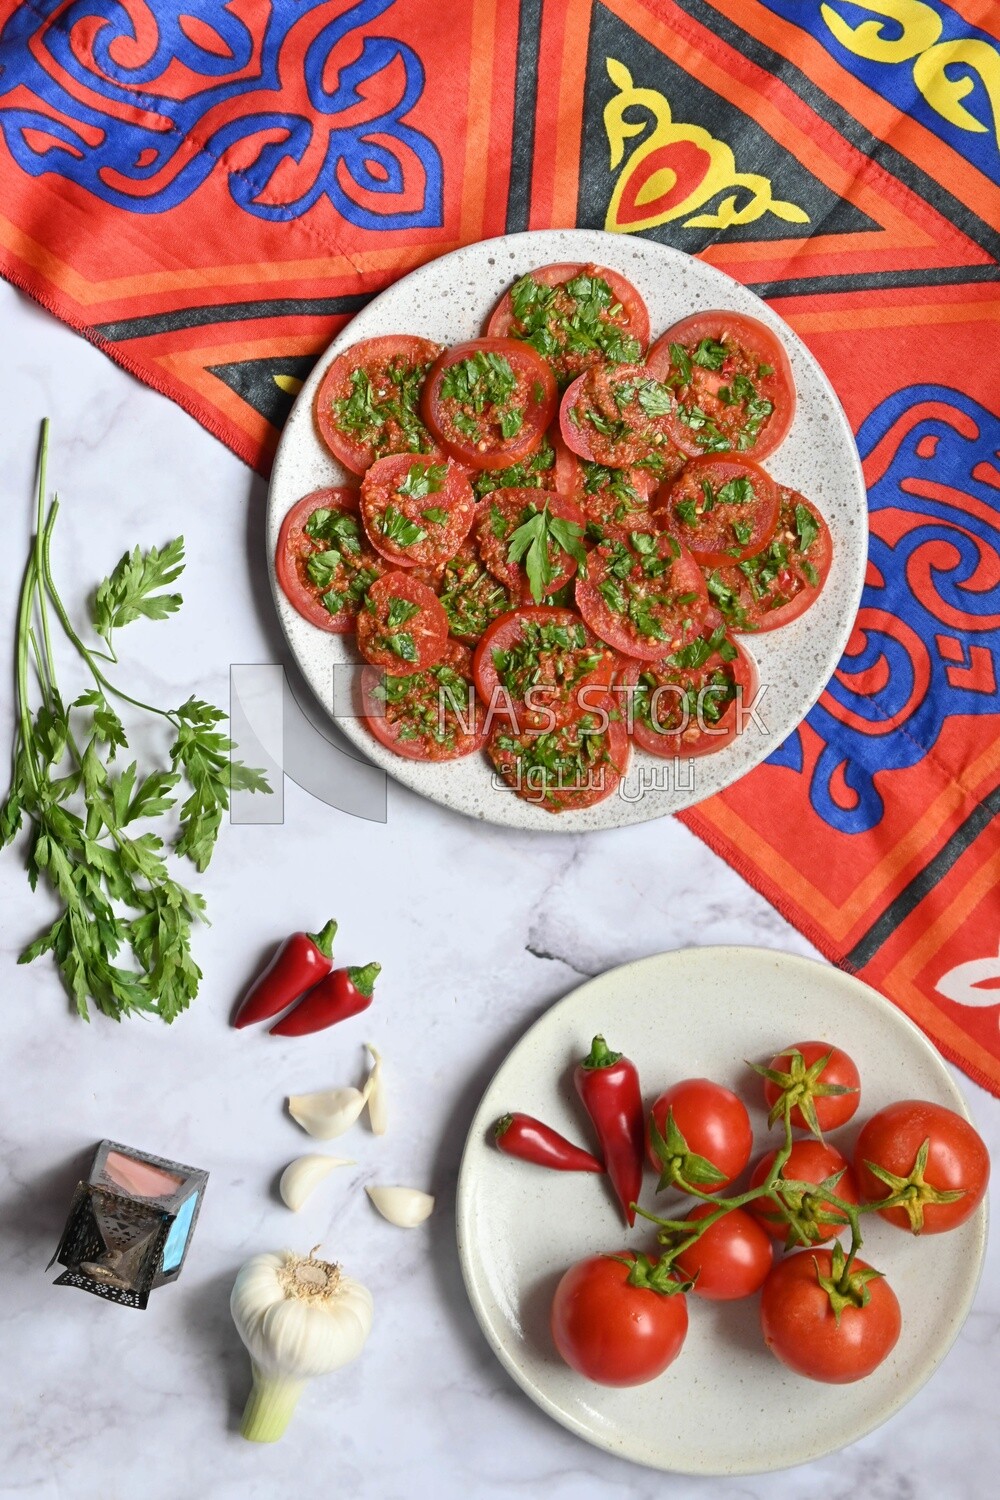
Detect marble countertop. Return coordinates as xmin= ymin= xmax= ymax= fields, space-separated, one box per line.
xmin=1 ymin=282 xmax=996 ymax=1499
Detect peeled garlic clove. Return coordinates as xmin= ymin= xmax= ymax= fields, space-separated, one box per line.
xmin=364 ymin=1044 xmax=387 ymax=1136
xmin=279 ymin=1155 xmax=353 ymax=1212
xmin=288 ymin=1087 xmax=368 ymax=1139
xmin=366 ymin=1185 xmax=434 ymax=1228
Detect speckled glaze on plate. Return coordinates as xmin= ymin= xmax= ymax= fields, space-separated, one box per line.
xmin=267 ymin=231 xmax=867 ymax=830
xmin=456 ymin=948 xmax=987 ymax=1475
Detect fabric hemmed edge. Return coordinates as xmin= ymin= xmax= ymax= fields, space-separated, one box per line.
xmin=677 ymin=806 xmax=1000 ymax=1101
xmin=0 ymin=258 xmax=269 ymax=477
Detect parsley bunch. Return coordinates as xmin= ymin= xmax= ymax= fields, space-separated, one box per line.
xmin=1 ymin=423 xmax=269 ymax=1023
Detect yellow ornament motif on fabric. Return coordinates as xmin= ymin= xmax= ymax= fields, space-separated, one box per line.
xmin=820 ymin=0 xmax=1000 ymax=147
xmin=602 ymin=59 xmax=809 ymax=236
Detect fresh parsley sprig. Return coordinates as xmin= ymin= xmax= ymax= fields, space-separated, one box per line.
xmin=1 ymin=422 xmax=269 ymax=1023
xmin=505 ymin=502 xmax=588 ymax=604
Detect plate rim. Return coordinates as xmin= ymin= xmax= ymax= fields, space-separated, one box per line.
xmin=267 ymin=228 xmax=869 ymax=832
xmin=454 ymin=945 xmax=988 ymax=1476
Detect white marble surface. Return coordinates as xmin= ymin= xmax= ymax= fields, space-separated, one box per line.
xmin=0 ymin=281 xmax=997 ymax=1498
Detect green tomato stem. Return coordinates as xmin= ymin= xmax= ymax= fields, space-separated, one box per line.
xmin=239 ymin=1366 xmax=306 ymax=1443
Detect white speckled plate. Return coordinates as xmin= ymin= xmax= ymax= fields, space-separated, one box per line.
xmin=267 ymin=231 xmax=867 ymax=830
xmin=456 ymin=948 xmax=987 ymax=1475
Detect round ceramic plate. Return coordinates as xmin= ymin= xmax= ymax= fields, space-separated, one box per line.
xmin=267 ymin=230 xmax=868 ymax=831
xmin=455 ymin=948 xmax=987 ymax=1475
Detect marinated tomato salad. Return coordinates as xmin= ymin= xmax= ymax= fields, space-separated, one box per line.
xmin=279 ymin=262 xmax=833 ymax=812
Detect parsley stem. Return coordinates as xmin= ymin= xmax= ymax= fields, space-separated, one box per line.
xmin=37 ymin=501 xmax=177 ymax=726
xmin=34 ymin=421 xmax=57 ymax=700
xmin=14 ymin=554 xmax=41 ymax=794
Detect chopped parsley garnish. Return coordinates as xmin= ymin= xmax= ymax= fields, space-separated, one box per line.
xmin=795 ymin=503 xmax=819 ymax=553
xmin=332 ymin=360 xmax=433 ymax=457
xmin=472 ymin=439 xmax=554 ymax=499
xmin=492 ymin=620 xmax=603 ymax=702
xmin=440 ymin=350 xmax=517 ymax=411
xmin=304 ymin=509 xmax=362 ymax=552
xmin=387 ymin=598 xmax=420 ymax=630
xmin=507 ymin=271 xmax=643 ymax=373
xmin=379 ymin=506 xmax=427 ymax=548
xmin=692 ymin=337 xmax=728 ymax=370
xmin=421 ymin=506 xmax=449 ymax=525
xmin=398 ymin=462 xmax=447 ymax=499
xmin=732 ymin=519 xmax=753 ymax=545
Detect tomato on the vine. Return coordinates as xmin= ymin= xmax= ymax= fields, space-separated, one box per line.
xmin=854 ymin=1099 xmax=990 ymax=1234
xmin=673 ymin=1204 xmax=773 ymax=1301
xmin=748 ymin=1140 xmax=859 ymax=1245
xmin=759 ymin=1041 xmax=861 ymax=1135
xmin=550 ymin=1252 xmax=688 ymax=1386
xmin=760 ymin=1246 xmax=901 ymax=1383
xmin=647 ymin=1078 xmax=753 ymax=1192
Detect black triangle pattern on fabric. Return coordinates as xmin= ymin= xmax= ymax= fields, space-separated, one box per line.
xmin=208 ymin=355 xmax=319 ymax=427
xmin=579 ymin=0 xmax=879 ymax=249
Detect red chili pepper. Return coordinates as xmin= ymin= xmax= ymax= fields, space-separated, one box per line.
xmin=574 ymin=1035 xmax=644 ymax=1226
xmin=494 ymin=1113 xmax=604 ymax=1173
xmin=233 ymin=920 xmax=337 ymax=1028
xmin=269 ymin=961 xmax=381 ymax=1037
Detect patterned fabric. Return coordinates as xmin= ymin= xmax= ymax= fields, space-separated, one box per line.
xmin=1 ymin=1 xmax=998 ymax=1088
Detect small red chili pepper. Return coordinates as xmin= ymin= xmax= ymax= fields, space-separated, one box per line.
xmin=269 ymin=961 xmax=381 ymax=1037
xmin=494 ymin=1113 xmax=604 ymax=1173
xmin=233 ymin=920 xmax=337 ymax=1028
xmin=574 ymin=1034 xmax=645 ymax=1226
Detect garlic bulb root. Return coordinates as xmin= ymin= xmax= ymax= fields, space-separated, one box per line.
xmin=231 ymin=1250 xmax=373 ymax=1442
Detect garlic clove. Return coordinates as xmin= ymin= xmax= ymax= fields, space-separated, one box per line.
xmin=364 ymin=1044 xmax=387 ymax=1136
xmin=365 ymin=1185 xmax=434 ymax=1228
xmin=287 ymin=1087 xmax=367 ymax=1139
xmin=279 ymin=1155 xmax=354 ymax=1212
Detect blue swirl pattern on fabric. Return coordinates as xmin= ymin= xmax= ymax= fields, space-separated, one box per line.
xmin=0 ymin=0 xmax=443 ymax=228
xmin=769 ymin=385 xmax=1000 ymax=834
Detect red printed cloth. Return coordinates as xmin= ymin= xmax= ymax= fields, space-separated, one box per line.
xmin=1 ymin=1 xmax=998 ymax=1088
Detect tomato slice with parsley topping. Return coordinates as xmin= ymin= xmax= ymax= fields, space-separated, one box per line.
xmin=485 ymin=263 xmax=650 ymax=386
xmin=355 ymin=570 xmax=449 ymax=671
xmin=705 ymin=489 xmax=832 ymax=632
xmin=487 ymin=697 xmax=631 ymax=812
xmin=314 ymin=335 xmax=442 ymax=473
xmin=655 ymin=454 xmax=780 ymax=568
xmin=359 ymin=454 xmax=475 ymax=570
xmin=475 ymin=488 xmax=587 ymax=603
xmin=473 ymin=607 xmax=618 ymax=731
xmin=646 ymin=311 xmax=794 ymax=460
xmin=275 ymin=489 xmax=385 ymax=633
xmin=617 ymin=625 xmax=758 ymax=758
xmin=422 ymin=338 xmax=557 ymax=470
xmin=470 ymin=434 xmax=556 ymax=501
xmin=360 ymin=641 xmax=485 ymax=761
xmin=553 ymin=431 xmax=657 ymax=532
xmin=435 ymin=541 xmax=516 ymax=643
xmin=559 ymin=364 xmax=686 ymax=478
xmin=575 ymin=530 xmax=709 ymax=659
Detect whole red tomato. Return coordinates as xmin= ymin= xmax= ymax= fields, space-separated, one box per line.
xmin=673 ymin=1204 xmax=773 ymax=1301
xmin=747 ymin=1140 xmax=859 ymax=1244
xmin=761 ymin=1041 xmax=861 ymax=1135
xmin=854 ymin=1099 xmax=990 ymax=1234
xmin=760 ymin=1248 xmax=901 ymax=1383
xmin=550 ymin=1252 xmax=688 ymax=1386
xmin=647 ymin=1078 xmax=753 ymax=1192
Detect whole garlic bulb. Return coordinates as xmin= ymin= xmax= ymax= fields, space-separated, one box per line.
xmin=231 ymin=1249 xmax=373 ymax=1441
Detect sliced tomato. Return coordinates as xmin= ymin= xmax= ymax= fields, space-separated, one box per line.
xmin=485 ymin=263 xmax=650 ymax=385
xmin=473 ymin=607 xmax=617 ymax=731
xmin=475 ymin=489 xmax=587 ymax=602
xmin=706 ymin=489 xmax=832 ymax=632
xmin=559 ymin=364 xmax=685 ymax=478
xmin=355 ymin=570 xmax=448 ymax=672
xmin=422 ymin=338 xmax=557 ymax=470
xmin=618 ymin=628 xmax=757 ymax=758
xmin=275 ymin=489 xmax=384 ymax=633
xmin=314 ymin=335 xmax=442 ymax=473
xmin=646 ymin=311 xmax=795 ymax=461
xmin=487 ymin=697 xmax=631 ymax=813
xmin=435 ymin=541 xmax=516 ymax=644
xmin=575 ymin=531 xmax=709 ymax=660
xmin=554 ymin=431 xmax=658 ymax=532
xmin=360 ymin=641 xmax=485 ymax=761
xmin=359 ymin=454 xmax=475 ymax=570
xmin=655 ymin=454 xmax=780 ymax=568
